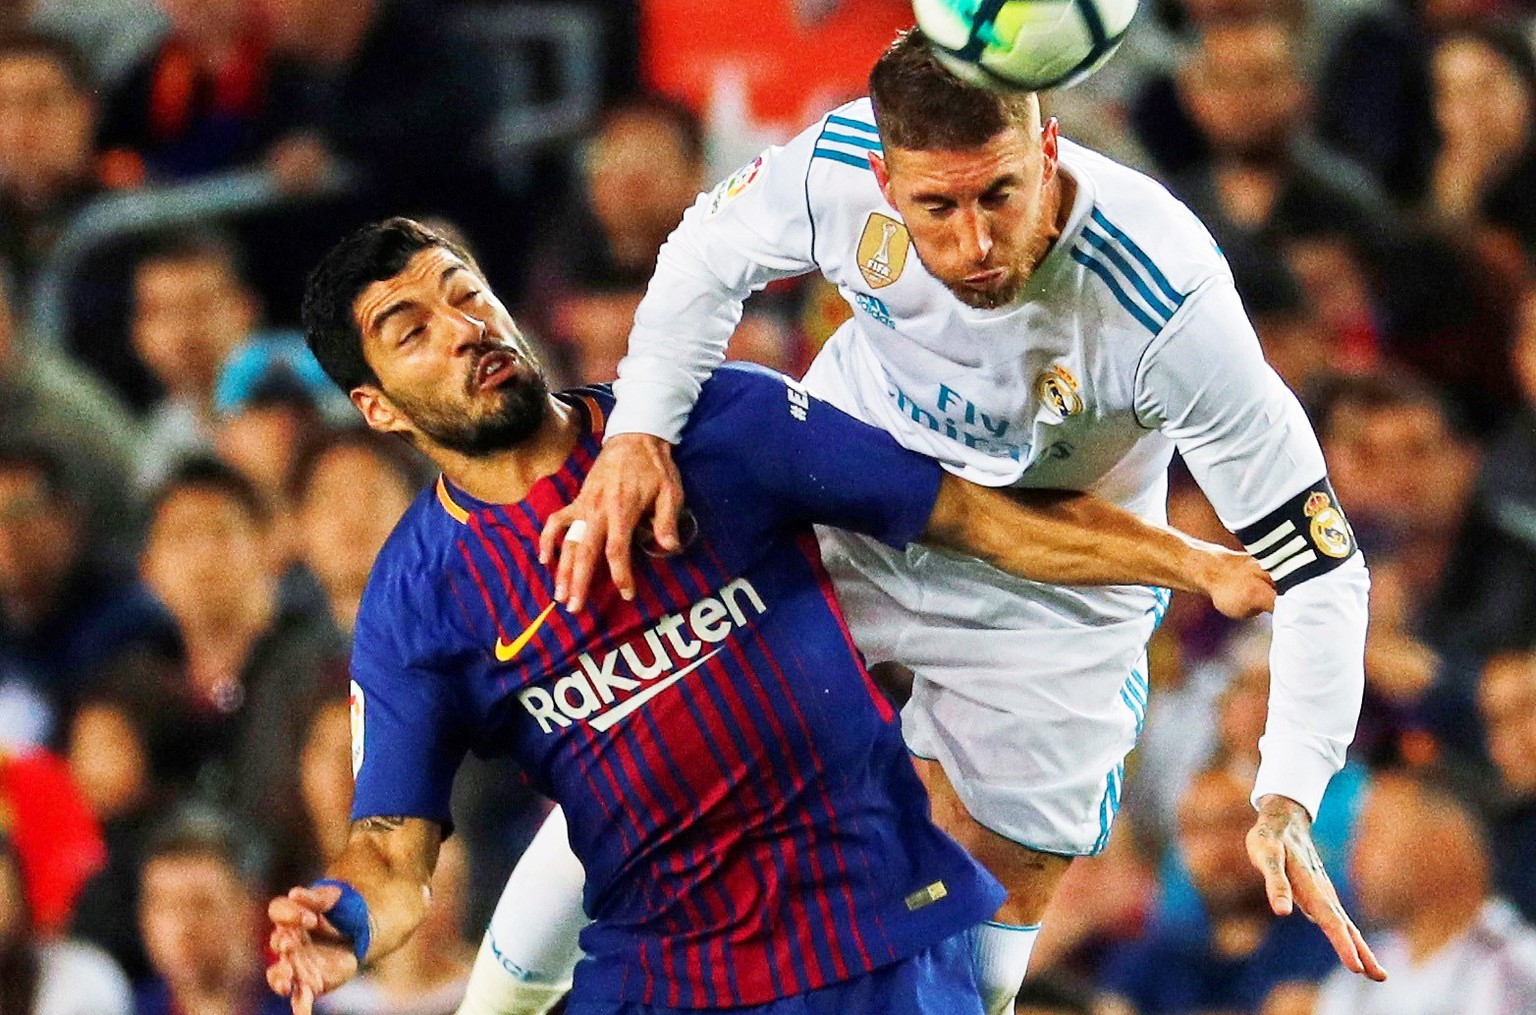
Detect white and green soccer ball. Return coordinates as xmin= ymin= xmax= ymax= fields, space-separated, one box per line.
xmin=912 ymin=0 xmax=1140 ymax=92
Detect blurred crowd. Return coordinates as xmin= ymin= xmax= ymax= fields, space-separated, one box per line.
xmin=1 ymin=1 xmax=1535 ymax=1014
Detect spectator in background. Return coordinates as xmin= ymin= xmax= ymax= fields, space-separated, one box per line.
xmin=131 ymin=229 xmax=262 ymax=492
xmin=1424 ymin=24 xmax=1536 ymax=234
xmin=1098 ymin=769 xmax=1335 ymax=1014
xmin=0 ymin=261 xmax=139 ymax=552
xmin=528 ymin=94 xmax=709 ymax=384
xmin=1148 ymin=15 xmax=1392 ymax=248
xmin=97 ymin=0 xmax=280 ymax=182
xmin=0 ymin=447 xmax=169 ymax=733
xmin=316 ymin=838 xmax=474 ymax=1015
xmin=257 ymin=0 xmax=514 ymax=286
xmin=529 ymin=94 xmax=800 ymax=384
xmin=212 ymin=366 xmax=325 ymax=512
xmin=1425 ymin=287 xmax=1536 ymax=654
xmin=73 ymin=460 xmax=346 ymax=888
xmin=1477 ymin=653 xmax=1536 ymax=923
xmin=0 ymin=32 xmax=114 ymax=293
xmin=0 ymin=832 xmax=131 ymax=1015
xmin=0 ymin=745 xmax=106 ymax=939
xmin=134 ymin=810 xmax=288 ymax=1015
xmin=1313 ymin=765 xmax=1536 ymax=1015
xmin=292 ymin=430 xmax=424 ymax=638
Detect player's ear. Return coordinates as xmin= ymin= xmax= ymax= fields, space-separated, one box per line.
xmin=352 ymin=386 xmax=409 ymax=436
xmin=1041 ymin=117 xmax=1060 ymax=185
xmin=870 ymin=151 xmax=896 ymax=205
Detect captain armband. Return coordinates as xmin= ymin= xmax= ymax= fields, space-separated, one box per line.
xmin=1235 ymin=477 xmax=1358 ymax=592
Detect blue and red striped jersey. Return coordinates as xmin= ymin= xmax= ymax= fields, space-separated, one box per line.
xmin=349 ymin=364 xmax=1004 ymax=1007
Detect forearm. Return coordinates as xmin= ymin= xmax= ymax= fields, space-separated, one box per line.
xmin=327 ymin=817 xmax=441 ymax=964
xmin=923 ymin=475 xmax=1230 ymax=592
xmin=1252 ymin=556 xmax=1369 ymax=818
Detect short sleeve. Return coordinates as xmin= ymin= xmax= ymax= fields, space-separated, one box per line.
xmin=348 ymin=601 xmax=470 ymax=830
xmin=683 ymin=365 xmax=943 ymax=548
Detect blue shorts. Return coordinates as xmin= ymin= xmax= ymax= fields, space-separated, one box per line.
xmin=564 ymin=932 xmax=982 ymax=1015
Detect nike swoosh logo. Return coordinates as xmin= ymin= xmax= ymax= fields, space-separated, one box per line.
xmin=495 ymin=601 xmax=558 ymax=662
xmin=588 ymin=648 xmax=722 ymax=732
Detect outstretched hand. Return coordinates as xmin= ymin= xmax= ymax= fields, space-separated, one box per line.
xmin=266 ymin=884 xmax=362 ymax=1015
xmin=540 ymin=433 xmax=685 ymax=611
xmin=1246 ymin=795 xmax=1388 ymax=982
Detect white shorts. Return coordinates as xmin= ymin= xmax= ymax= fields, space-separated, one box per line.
xmin=804 ymin=348 xmax=1165 ymax=857
xmin=815 ymin=526 xmax=1163 ymax=856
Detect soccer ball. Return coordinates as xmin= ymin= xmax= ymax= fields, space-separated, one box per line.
xmin=912 ymin=0 xmax=1140 ymax=92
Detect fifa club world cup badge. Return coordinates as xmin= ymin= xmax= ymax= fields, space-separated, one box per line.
xmin=858 ymin=212 xmax=910 ymax=289
xmin=1304 ymin=492 xmax=1353 ymax=558
xmin=1036 ymin=364 xmax=1084 ymax=420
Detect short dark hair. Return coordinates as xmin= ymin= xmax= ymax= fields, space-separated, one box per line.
xmin=1306 ymin=370 xmax=1452 ymax=440
xmin=149 ymin=456 xmax=270 ymax=528
xmin=142 ymin=806 xmax=266 ymax=891
xmin=302 ymin=217 xmax=479 ymax=393
xmin=868 ymin=28 xmax=1037 ymax=152
xmin=0 ymin=30 xmax=93 ymax=94
xmin=136 ymin=227 xmax=248 ymax=289
xmin=597 ymin=93 xmax=706 ymax=165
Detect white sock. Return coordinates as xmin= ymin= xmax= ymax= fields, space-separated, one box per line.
xmin=972 ymin=920 xmax=1041 ymax=1015
xmin=456 ymin=807 xmax=589 ymax=1015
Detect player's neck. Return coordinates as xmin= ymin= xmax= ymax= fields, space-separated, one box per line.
xmin=437 ymin=396 xmax=582 ymax=505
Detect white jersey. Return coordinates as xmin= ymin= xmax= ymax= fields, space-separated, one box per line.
xmin=610 ymin=98 xmax=1368 ymax=820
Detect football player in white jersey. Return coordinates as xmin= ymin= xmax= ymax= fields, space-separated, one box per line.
xmin=463 ymin=29 xmax=1386 ymax=1015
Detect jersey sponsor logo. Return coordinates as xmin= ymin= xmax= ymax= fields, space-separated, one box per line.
xmin=1304 ymin=492 xmax=1353 ymax=558
xmin=857 ymin=212 xmax=910 ymax=289
xmin=495 ymin=600 xmax=559 ymax=662
xmin=1036 ymin=364 xmax=1084 ymax=420
xmin=705 ymin=156 xmax=763 ymax=216
xmin=518 ymin=578 xmax=769 ymax=734
xmin=888 ymin=382 xmax=1028 ymax=462
xmin=349 ymin=680 xmax=365 ymax=777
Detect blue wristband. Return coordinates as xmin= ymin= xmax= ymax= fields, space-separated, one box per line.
xmin=310 ymin=879 xmax=371 ymax=964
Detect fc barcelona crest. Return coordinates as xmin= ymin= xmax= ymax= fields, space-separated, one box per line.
xmin=857 ymin=213 xmax=910 ymax=289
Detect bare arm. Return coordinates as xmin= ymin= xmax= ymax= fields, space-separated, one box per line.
xmin=922 ymin=475 xmax=1275 ymax=617
xmin=267 ymin=816 xmax=443 ymax=1013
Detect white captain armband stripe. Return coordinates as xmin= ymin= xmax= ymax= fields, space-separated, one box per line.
xmin=1269 ymin=550 xmax=1319 ymax=583
xmin=1234 ymin=477 xmax=1358 ymax=592
xmin=1256 ymin=535 xmax=1309 ymax=573
xmin=1242 ymin=519 xmax=1297 ymax=556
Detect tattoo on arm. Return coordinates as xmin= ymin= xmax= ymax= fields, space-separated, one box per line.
xmin=354 ymin=815 xmax=409 ymax=833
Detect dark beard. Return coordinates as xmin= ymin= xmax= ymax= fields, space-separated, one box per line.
xmin=389 ymin=372 xmax=551 ymax=457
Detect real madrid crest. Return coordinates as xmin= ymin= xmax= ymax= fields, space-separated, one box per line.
xmin=1036 ymin=364 xmax=1084 ymax=420
xmin=1304 ymin=492 xmax=1353 ymax=558
xmin=857 ymin=212 xmax=910 ymax=289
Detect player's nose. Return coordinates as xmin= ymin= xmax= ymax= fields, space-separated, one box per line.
xmin=957 ymin=208 xmax=993 ymax=263
xmin=445 ymin=306 xmax=489 ymax=354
